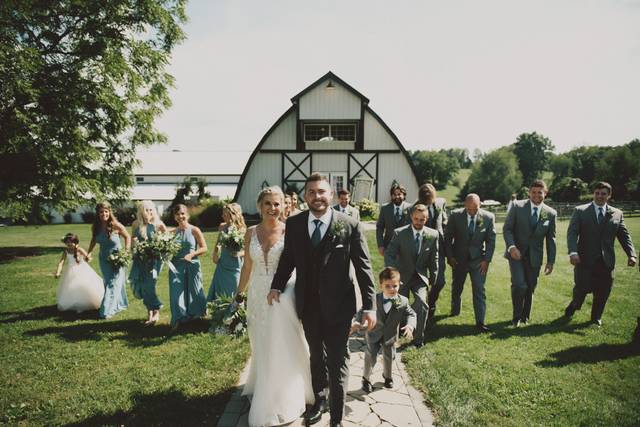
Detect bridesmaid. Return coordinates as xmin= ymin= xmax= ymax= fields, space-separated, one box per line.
xmin=87 ymin=201 xmax=131 ymax=319
xmin=169 ymin=204 xmax=207 ymax=330
xmin=207 ymin=203 xmax=246 ymax=301
xmin=129 ymin=200 xmax=167 ymax=325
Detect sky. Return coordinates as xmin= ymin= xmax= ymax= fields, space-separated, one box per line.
xmin=149 ymin=0 xmax=640 ymax=160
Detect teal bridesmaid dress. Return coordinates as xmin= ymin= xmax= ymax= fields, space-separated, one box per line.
xmin=129 ymin=223 xmax=163 ymax=311
xmin=207 ymin=226 xmax=243 ymax=301
xmin=97 ymin=230 xmax=129 ymax=318
xmin=169 ymin=226 xmax=207 ymax=326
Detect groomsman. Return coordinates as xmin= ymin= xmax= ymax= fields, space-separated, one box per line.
xmin=333 ymin=189 xmax=360 ymax=221
xmin=384 ymin=204 xmax=439 ymax=347
xmin=564 ymin=182 xmax=637 ymax=326
xmin=414 ymin=183 xmax=448 ymax=320
xmin=444 ymin=194 xmax=496 ymax=333
xmin=503 ymin=180 xmax=556 ymax=327
xmin=376 ymin=184 xmax=412 ymax=256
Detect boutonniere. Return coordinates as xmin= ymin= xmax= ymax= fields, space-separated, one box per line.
xmin=330 ymin=220 xmax=346 ymax=238
xmin=475 ymin=216 xmax=484 ymax=228
xmin=539 ymin=210 xmax=548 ymax=222
xmin=606 ymin=207 xmax=614 ymax=216
xmin=422 ymin=233 xmax=434 ymax=244
xmin=384 ymin=296 xmax=402 ymax=309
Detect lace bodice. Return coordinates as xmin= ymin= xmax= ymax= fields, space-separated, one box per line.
xmin=248 ymin=228 xmax=284 ymax=277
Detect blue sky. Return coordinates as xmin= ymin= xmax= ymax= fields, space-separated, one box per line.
xmin=151 ymin=0 xmax=640 ymax=156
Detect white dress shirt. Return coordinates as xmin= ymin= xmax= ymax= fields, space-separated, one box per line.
xmin=308 ymin=209 xmax=333 ymax=240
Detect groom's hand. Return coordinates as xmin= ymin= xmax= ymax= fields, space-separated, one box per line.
xmin=362 ymin=312 xmax=377 ymax=331
xmin=267 ymin=289 xmax=281 ymax=305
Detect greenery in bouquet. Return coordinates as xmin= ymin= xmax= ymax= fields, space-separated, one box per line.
xmin=134 ymin=232 xmax=182 ymax=266
xmin=209 ymin=295 xmax=247 ymax=338
xmin=107 ymin=249 xmax=131 ymax=270
xmin=219 ymin=225 xmax=244 ymax=252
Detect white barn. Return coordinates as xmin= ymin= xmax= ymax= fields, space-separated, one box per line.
xmin=235 ymin=71 xmax=419 ymax=214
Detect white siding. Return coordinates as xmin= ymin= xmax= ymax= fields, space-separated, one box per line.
xmin=377 ymin=153 xmax=418 ymax=203
xmin=236 ymin=153 xmax=281 ymax=214
xmin=299 ymin=81 xmax=361 ymax=120
xmin=311 ymin=153 xmax=348 ymax=173
xmin=363 ymin=110 xmax=400 ymax=150
xmin=137 ymin=175 xmax=239 ymax=184
xmin=261 ymin=110 xmax=296 ymax=150
xmin=305 ymin=141 xmax=355 ymax=151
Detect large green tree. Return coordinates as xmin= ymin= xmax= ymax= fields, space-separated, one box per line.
xmin=512 ymin=131 xmax=555 ymax=186
xmin=410 ymin=150 xmax=460 ymax=190
xmin=0 ymin=0 xmax=187 ymax=221
xmin=459 ymin=147 xmax=522 ymax=203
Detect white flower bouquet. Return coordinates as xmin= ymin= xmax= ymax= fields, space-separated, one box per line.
xmin=219 ymin=225 xmax=244 ymax=253
xmin=209 ymin=295 xmax=247 ymax=338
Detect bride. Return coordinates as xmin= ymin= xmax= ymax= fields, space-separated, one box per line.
xmin=235 ymin=186 xmax=314 ymax=427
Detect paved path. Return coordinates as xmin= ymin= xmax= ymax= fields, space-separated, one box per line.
xmin=217 ymin=334 xmax=434 ymax=427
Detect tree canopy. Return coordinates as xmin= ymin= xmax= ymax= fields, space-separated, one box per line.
xmin=512 ymin=132 xmax=555 ymax=186
xmin=459 ymin=147 xmax=522 ymax=203
xmin=0 ymin=0 xmax=187 ymax=221
xmin=410 ymin=150 xmax=460 ymax=190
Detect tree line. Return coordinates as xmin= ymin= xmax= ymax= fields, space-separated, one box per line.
xmin=410 ymin=133 xmax=640 ymax=203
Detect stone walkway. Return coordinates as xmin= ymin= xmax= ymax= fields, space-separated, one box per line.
xmin=217 ymin=334 xmax=434 ymax=427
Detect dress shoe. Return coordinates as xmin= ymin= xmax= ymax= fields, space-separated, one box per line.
xmin=330 ymin=422 xmax=343 ymax=427
xmin=450 ymin=308 xmax=460 ymax=316
xmin=521 ymin=318 xmax=529 ymax=325
xmin=304 ymin=398 xmax=327 ymax=425
xmin=476 ymin=323 xmax=490 ymax=333
xmin=362 ymin=377 xmax=373 ymax=393
xmin=591 ymin=319 xmax=602 ymax=327
xmin=564 ymin=303 xmax=576 ymax=318
xmin=510 ymin=318 xmax=521 ymax=328
xmin=412 ymin=340 xmax=424 ymax=349
xmin=384 ymin=377 xmax=394 ymax=388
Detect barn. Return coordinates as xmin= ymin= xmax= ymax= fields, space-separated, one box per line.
xmin=234 ymin=71 xmax=420 ymax=214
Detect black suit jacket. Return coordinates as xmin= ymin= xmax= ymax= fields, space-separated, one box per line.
xmin=271 ymin=210 xmax=377 ymax=326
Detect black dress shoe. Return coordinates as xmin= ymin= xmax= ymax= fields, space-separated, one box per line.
xmin=591 ymin=318 xmax=602 ymax=327
xmin=304 ymin=398 xmax=327 ymax=425
xmin=330 ymin=422 xmax=343 ymax=427
xmin=510 ymin=318 xmax=521 ymax=328
xmin=476 ymin=323 xmax=490 ymax=333
xmin=384 ymin=377 xmax=394 ymax=388
xmin=412 ymin=340 xmax=424 ymax=349
xmin=362 ymin=377 xmax=373 ymax=393
xmin=564 ymin=303 xmax=576 ymax=318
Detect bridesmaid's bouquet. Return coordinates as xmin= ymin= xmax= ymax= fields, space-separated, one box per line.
xmin=108 ymin=249 xmax=131 ymax=270
xmin=209 ymin=295 xmax=247 ymax=338
xmin=133 ymin=232 xmax=182 ymax=274
xmin=219 ymin=225 xmax=244 ymax=253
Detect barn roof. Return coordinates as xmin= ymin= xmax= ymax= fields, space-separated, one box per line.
xmin=290 ymin=71 xmax=369 ymax=104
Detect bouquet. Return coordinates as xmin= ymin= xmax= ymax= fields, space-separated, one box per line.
xmin=133 ymin=232 xmax=182 ymax=275
xmin=209 ymin=295 xmax=247 ymax=338
xmin=108 ymin=249 xmax=131 ymax=270
xmin=219 ymin=225 xmax=244 ymax=253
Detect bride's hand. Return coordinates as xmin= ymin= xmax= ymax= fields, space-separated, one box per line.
xmin=267 ymin=289 xmax=281 ymax=305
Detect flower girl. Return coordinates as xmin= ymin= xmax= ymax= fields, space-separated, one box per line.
xmin=54 ymin=233 xmax=105 ymax=313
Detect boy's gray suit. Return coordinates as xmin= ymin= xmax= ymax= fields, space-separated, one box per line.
xmin=383 ymin=224 xmax=438 ymax=345
xmin=503 ymin=200 xmax=557 ymax=323
xmin=566 ymin=202 xmax=636 ymax=321
xmin=357 ymin=293 xmax=417 ymax=380
xmin=444 ymin=208 xmax=496 ymax=324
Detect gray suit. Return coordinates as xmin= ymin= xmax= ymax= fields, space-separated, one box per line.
xmin=503 ymin=200 xmax=557 ymax=322
xmin=444 ymin=208 xmax=496 ymax=324
xmin=384 ymin=224 xmax=439 ymax=345
xmin=333 ymin=203 xmax=360 ymax=221
xmin=376 ymin=201 xmax=412 ymax=249
xmin=357 ymin=293 xmax=417 ymax=380
xmin=566 ymin=202 xmax=637 ymax=321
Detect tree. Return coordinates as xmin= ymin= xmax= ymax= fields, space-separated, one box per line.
xmin=459 ymin=147 xmax=522 ymax=203
xmin=512 ymin=132 xmax=555 ymax=186
xmin=439 ymin=148 xmax=472 ymax=168
xmin=410 ymin=150 xmax=460 ymax=190
xmin=595 ymin=142 xmax=640 ymax=200
xmin=548 ymin=177 xmax=589 ymax=202
xmin=0 ymin=0 xmax=187 ymax=221
xmin=549 ymin=153 xmax=574 ymax=183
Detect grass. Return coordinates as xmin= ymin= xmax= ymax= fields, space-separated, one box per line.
xmin=397 ymin=218 xmax=640 ymax=427
xmin=2 ymin=220 xmax=640 ymax=426
xmin=0 ymin=224 xmax=249 ymax=426
xmin=439 ymin=168 xmax=471 ymax=204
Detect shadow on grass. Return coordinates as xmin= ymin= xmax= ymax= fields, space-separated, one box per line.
xmin=0 ymin=246 xmax=60 ymax=263
xmin=24 ymin=317 xmax=211 ymax=347
xmin=64 ymin=388 xmax=231 ymax=426
xmin=0 ymin=305 xmax=100 ymax=324
xmin=488 ymin=316 xmax=593 ymax=340
xmin=536 ymin=342 xmax=640 ymax=367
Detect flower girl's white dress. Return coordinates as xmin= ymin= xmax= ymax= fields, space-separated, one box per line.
xmin=57 ymin=252 xmax=105 ymax=313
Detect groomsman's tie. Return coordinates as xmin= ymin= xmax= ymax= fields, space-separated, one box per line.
xmin=531 ymin=207 xmax=538 ymax=228
xmin=597 ymin=207 xmax=604 ymax=224
xmin=311 ymin=219 xmax=322 ymax=247
xmin=395 ymin=206 xmax=401 ymax=224
xmin=415 ymin=232 xmax=421 ymax=254
xmin=468 ymin=216 xmax=475 ymax=237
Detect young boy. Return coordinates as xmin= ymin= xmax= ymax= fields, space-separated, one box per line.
xmin=351 ymin=267 xmax=417 ymax=392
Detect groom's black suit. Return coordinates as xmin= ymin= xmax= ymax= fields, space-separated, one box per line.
xmin=271 ymin=210 xmax=376 ymax=422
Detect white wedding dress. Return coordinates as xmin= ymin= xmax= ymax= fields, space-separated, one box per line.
xmin=243 ymin=229 xmax=314 ymax=427
xmin=57 ymin=252 xmax=105 ymax=313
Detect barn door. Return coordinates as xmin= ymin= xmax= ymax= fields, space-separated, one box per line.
xmin=282 ymin=153 xmax=311 ymax=195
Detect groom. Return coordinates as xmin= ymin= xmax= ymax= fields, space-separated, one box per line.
xmin=269 ymin=173 xmax=377 ymax=427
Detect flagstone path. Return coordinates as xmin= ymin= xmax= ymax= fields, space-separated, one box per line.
xmin=216 ymin=333 xmax=434 ymax=427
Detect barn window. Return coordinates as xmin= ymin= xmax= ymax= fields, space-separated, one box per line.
xmin=136 ymin=177 xmax=144 ymax=183
xmin=304 ymin=124 xmax=356 ymax=142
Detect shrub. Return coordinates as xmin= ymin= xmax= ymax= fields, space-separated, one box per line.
xmin=355 ymin=198 xmax=379 ymax=220
xmin=115 ymin=206 xmax=136 ymax=226
xmin=549 ymin=177 xmax=589 ymax=202
xmin=198 ymin=199 xmax=225 ymax=229
xmin=63 ymin=212 xmax=73 ymax=224
xmin=81 ymin=210 xmax=96 ymax=224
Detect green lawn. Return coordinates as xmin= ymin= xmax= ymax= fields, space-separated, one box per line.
xmin=2 ymin=220 xmax=640 ymax=426
xmin=439 ymin=168 xmax=471 ymax=204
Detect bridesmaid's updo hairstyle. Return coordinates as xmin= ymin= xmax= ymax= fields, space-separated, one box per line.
xmin=92 ymin=201 xmax=119 ymax=238
xmin=61 ymin=233 xmax=81 ymax=263
xmin=256 ymin=186 xmax=285 ymax=214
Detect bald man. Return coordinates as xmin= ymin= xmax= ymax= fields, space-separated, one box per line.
xmin=444 ymin=194 xmax=496 ymax=333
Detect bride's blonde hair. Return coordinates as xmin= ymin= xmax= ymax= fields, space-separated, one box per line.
xmin=256 ymin=186 xmax=285 ymax=215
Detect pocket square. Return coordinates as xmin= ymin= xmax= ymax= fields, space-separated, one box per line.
xmin=335 ymin=244 xmax=345 ymax=248
xmin=543 ymin=220 xmax=549 ymax=226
